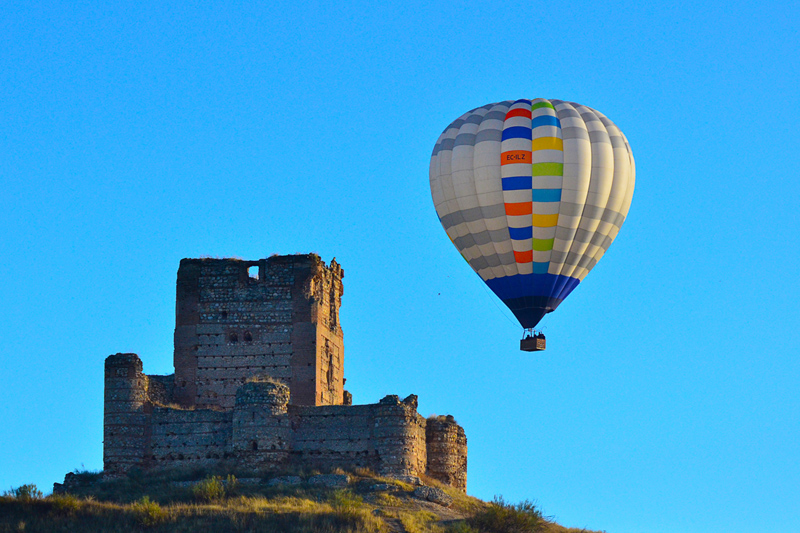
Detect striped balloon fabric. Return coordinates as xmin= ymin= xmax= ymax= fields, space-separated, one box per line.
xmin=430 ymin=99 xmax=635 ymax=329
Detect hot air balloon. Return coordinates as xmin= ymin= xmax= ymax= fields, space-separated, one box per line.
xmin=429 ymin=99 xmax=635 ymax=351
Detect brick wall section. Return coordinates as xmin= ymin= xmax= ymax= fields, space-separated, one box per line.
xmin=172 ymin=255 xmax=344 ymax=409
xmin=146 ymin=374 xmax=175 ymax=406
xmin=288 ymin=394 xmax=426 ymax=477
xmin=148 ymin=408 xmax=231 ymax=468
xmin=289 ymin=404 xmax=381 ymax=472
xmin=425 ymin=416 xmax=468 ymax=492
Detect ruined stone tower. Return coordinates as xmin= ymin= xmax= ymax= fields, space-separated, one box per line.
xmin=172 ymin=255 xmax=345 ymax=408
xmin=99 ymin=254 xmax=468 ymax=491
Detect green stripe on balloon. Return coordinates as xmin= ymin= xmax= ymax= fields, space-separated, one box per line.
xmin=531 ymin=101 xmax=555 ymax=111
xmin=532 ymin=163 xmax=563 ymax=176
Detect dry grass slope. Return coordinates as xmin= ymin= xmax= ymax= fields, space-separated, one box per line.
xmin=1 ymin=470 xmax=606 ymax=533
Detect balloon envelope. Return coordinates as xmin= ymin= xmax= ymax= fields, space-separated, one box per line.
xmin=430 ymin=99 xmax=635 ymax=328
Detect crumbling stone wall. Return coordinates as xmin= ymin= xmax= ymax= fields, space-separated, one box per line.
xmin=426 ymin=416 xmax=468 ymax=492
xmin=148 ymin=408 xmax=231 ymax=468
xmin=101 ymin=255 xmax=468 ymax=491
xmin=172 ymin=255 xmax=344 ymax=409
xmin=288 ymin=394 xmax=426 ymax=477
xmin=104 ymin=354 xmax=232 ymax=474
xmin=146 ymin=374 xmax=175 ymax=406
xmin=103 ymin=354 xmax=446 ymax=482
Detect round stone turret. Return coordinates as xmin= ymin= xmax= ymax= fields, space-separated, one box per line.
xmin=373 ymin=394 xmax=427 ymax=478
xmin=232 ymin=380 xmax=291 ymax=469
xmin=235 ymin=380 xmax=290 ymax=414
xmin=103 ymin=353 xmax=147 ymax=478
xmin=425 ymin=415 xmax=467 ymax=492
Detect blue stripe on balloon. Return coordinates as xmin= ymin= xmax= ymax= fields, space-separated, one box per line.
xmin=552 ymin=274 xmax=581 ymax=302
xmin=531 ymin=115 xmax=561 ymax=129
xmin=502 ymin=176 xmax=532 ymax=190
xmin=531 ymin=189 xmax=562 ymax=202
xmin=532 ymin=262 xmax=549 ymax=274
xmin=485 ymin=273 xmax=580 ymax=300
xmin=513 ymin=99 xmax=532 ymax=105
xmin=508 ymin=226 xmax=532 ymax=240
xmin=501 ymin=127 xmax=532 ymax=141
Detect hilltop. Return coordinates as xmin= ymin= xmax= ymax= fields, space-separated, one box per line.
xmin=0 ymin=468 xmax=603 ymax=533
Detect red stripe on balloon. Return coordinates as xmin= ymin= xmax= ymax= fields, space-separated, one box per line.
xmin=505 ymin=107 xmax=532 ymax=120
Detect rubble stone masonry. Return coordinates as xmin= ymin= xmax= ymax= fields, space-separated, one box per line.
xmin=173 ymin=255 xmax=344 ymax=409
xmin=102 ymin=255 xmax=467 ymax=491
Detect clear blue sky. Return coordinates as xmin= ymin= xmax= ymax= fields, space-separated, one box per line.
xmin=1 ymin=2 xmax=798 ymax=531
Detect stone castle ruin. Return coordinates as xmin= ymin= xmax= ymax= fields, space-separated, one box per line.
xmin=102 ymin=254 xmax=467 ymax=490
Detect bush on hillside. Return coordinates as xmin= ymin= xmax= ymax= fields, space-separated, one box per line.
xmin=5 ymin=484 xmax=43 ymax=501
xmin=469 ymin=495 xmax=546 ymax=533
xmin=192 ymin=476 xmax=226 ymax=502
xmin=130 ymin=496 xmax=168 ymax=527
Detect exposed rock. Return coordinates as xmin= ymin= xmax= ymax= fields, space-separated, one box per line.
xmin=371 ymin=483 xmax=400 ymax=492
xmin=413 ymin=486 xmax=453 ymax=507
xmin=267 ymin=475 xmax=302 ymax=486
xmin=308 ymin=474 xmax=350 ymax=488
xmin=53 ymin=472 xmax=104 ymax=494
xmin=53 ymin=473 xmax=78 ymax=494
xmin=389 ymin=474 xmax=422 ymax=486
xmin=379 ymin=395 xmax=401 ymax=405
xmin=402 ymin=394 xmax=419 ymax=410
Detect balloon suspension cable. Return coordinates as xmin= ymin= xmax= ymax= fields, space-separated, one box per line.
xmin=474 ymin=275 xmax=520 ymax=329
xmin=522 ymin=327 xmax=546 ymax=340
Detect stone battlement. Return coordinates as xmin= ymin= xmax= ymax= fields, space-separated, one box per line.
xmin=101 ymin=255 xmax=467 ymax=491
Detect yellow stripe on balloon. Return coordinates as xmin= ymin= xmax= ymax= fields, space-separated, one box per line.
xmin=531 ymin=137 xmax=563 ymax=151
xmin=531 ymin=213 xmax=559 ymax=227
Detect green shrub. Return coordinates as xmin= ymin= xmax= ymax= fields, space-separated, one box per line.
xmin=225 ymin=474 xmax=239 ymax=496
xmin=5 ymin=485 xmax=43 ymax=501
xmin=329 ymin=489 xmax=363 ymax=517
xmin=443 ymin=522 xmax=480 ymax=533
xmin=49 ymin=493 xmax=83 ymax=516
xmin=325 ymin=489 xmax=388 ymax=531
xmin=192 ymin=476 xmax=226 ymax=502
xmin=469 ymin=496 xmax=546 ymax=533
xmin=398 ymin=509 xmax=440 ymax=533
xmin=130 ymin=496 xmax=168 ymax=527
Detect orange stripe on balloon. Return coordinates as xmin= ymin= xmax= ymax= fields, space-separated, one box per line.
xmin=500 ymin=150 xmax=532 ymax=165
xmin=514 ymin=250 xmax=533 ymax=263
xmin=505 ymin=202 xmax=532 ymax=216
